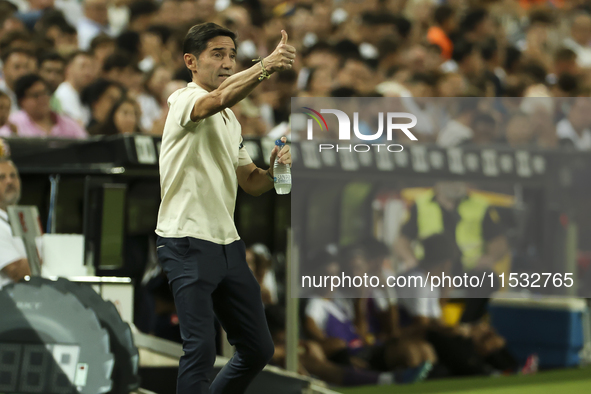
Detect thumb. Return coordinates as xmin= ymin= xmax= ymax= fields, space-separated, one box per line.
xmin=280 ymin=30 xmax=288 ymax=45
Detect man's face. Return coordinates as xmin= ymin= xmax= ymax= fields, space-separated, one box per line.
xmin=84 ymin=0 xmax=109 ymax=26
xmin=3 ymin=53 xmax=36 ymax=89
xmin=0 ymin=161 xmax=21 ymax=210
xmin=20 ymin=81 xmax=51 ymax=119
xmin=188 ymin=36 xmax=236 ymax=92
xmin=68 ymin=54 xmax=95 ymax=89
xmin=39 ymin=60 xmax=65 ymax=93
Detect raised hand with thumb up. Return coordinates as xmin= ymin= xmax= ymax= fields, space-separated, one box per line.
xmin=264 ymin=30 xmax=296 ymax=74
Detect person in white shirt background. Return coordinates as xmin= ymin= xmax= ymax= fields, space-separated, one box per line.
xmin=54 ymin=51 xmax=95 ymax=126
xmin=0 ymin=151 xmax=31 ymax=291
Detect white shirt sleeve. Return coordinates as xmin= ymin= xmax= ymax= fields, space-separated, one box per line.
xmin=305 ymin=298 xmax=329 ymax=333
xmin=169 ymin=87 xmax=208 ymax=128
xmin=0 ymin=227 xmax=26 ymax=271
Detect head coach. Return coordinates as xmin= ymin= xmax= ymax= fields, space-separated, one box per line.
xmin=155 ymin=23 xmax=294 ymax=394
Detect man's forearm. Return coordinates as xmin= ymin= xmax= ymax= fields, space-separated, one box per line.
xmin=245 ymin=167 xmax=275 ymax=196
xmin=215 ymin=63 xmax=267 ymax=109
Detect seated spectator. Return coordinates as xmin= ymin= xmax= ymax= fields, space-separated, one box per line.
xmin=95 ymin=97 xmax=141 ymax=135
xmin=427 ymin=5 xmax=456 ymax=60
xmin=81 ymin=78 xmax=124 ymax=133
xmin=37 ymin=52 xmax=66 ymax=113
xmin=102 ymin=51 xmax=136 ymax=90
xmin=436 ymin=100 xmax=478 ymax=147
xmin=245 ymin=243 xmax=278 ymax=305
xmin=90 ymin=34 xmax=116 ymax=72
xmin=0 ymin=92 xmax=16 ymax=136
xmin=556 ymin=97 xmax=591 ymax=150
xmin=304 ymin=250 xmax=433 ymax=376
xmin=0 ymin=156 xmax=32 ymax=290
xmin=470 ymin=112 xmax=498 ymax=145
xmin=77 ymin=0 xmax=114 ymax=51
xmin=2 ymin=74 xmax=87 ymax=139
xmin=54 ymin=51 xmax=95 ymax=126
xmin=0 ymin=48 xmax=38 ymax=113
xmin=36 ymin=10 xmax=79 ymax=56
xmin=136 ymin=65 xmax=171 ymax=133
xmin=397 ymin=234 xmax=520 ymax=377
xmin=267 ymin=304 xmax=428 ymax=387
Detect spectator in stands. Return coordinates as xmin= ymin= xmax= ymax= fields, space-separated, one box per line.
xmin=0 ymin=156 xmax=31 ymax=290
xmin=397 ymin=234 xmax=520 ymax=377
xmin=470 ymin=112 xmax=499 ymax=145
xmin=427 ymin=5 xmax=456 ymax=60
xmin=436 ymin=100 xmax=478 ymax=147
xmin=267 ymin=304 xmax=429 ymax=387
xmin=245 ymin=243 xmax=278 ymax=305
xmin=556 ymin=97 xmax=591 ymax=150
xmin=54 ymin=51 xmax=94 ymax=126
xmin=304 ymin=250 xmax=434 ymax=375
xmin=128 ymin=0 xmax=159 ymax=33
xmin=553 ymin=48 xmax=580 ymax=77
xmin=563 ymin=13 xmax=591 ymax=68
xmin=459 ymin=8 xmax=494 ymax=44
xmin=3 ymin=74 xmax=87 ymax=138
xmin=0 ymin=48 xmax=37 ymax=113
xmin=394 ymin=181 xmax=509 ymax=295
xmin=0 ymin=91 xmax=16 ymax=136
xmin=37 ymin=52 xmax=66 ymax=113
xmin=102 ymin=51 xmax=136 ymax=91
xmin=36 ymin=10 xmax=79 ymax=56
xmin=90 ymin=34 xmax=116 ymax=71
xmin=81 ymin=78 xmax=124 ymax=133
xmin=136 ymin=65 xmax=171 ymax=133
xmin=95 ymin=97 xmax=141 ymax=135
xmin=77 ymin=0 xmax=113 ymax=50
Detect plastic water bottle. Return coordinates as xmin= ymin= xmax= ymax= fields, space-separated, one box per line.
xmin=273 ymin=139 xmax=291 ymax=195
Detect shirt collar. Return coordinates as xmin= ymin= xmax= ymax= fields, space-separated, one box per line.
xmin=0 ymin=208 xmax=7 ymax=222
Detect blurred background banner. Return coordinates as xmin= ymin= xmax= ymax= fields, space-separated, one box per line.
xmin=291 ymin=97 xmax=591 ymax=299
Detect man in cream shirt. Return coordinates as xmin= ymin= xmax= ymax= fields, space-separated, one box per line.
xmin=155 ymin=23 xmax=295 ymax=394
xmin=0 ymin=156 xmax=31 ymax=290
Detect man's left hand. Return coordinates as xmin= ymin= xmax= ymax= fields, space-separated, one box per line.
xmin=268 ymin=136 xmax=291 ymax=177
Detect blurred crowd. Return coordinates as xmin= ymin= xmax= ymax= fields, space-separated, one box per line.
xmin=2 ymin=0 xmax=591 ymax=144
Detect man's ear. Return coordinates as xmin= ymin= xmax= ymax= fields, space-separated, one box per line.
xmin=184 ymin=53 xmax=198 ymax=73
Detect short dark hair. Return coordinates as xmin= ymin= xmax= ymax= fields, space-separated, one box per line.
xmin=103 ymin=51 xmax=133 ymax=72
xmin=183 ymin=23 xmax=237 ymax=59
xmin=0 ymin=30 xmax=32 ymax=57
xmin=557 ymin=73 xmax=579 ymax=94
xmin=146 ymin=25 xmax=173 ymax=44
xmin=116 ymin=30 xmax=140 ymax=56
xmin=81 ymin=78 xmax=124 ymax=107
xmin=460 ymin=8 xmax=489 ymax=34
xmin=555 ymin=47 xmax=577 ymax=63
xmin=96 ymin=97 xmax=141 ymax=135
xmin=452 ymin=40 xmax=474 ymax=63
xmin=38 ymin=51 xmax=65 ymax=67
xmin=90 ymin=34 xmax=115 ymax=53
xmin=0 ymin=47 xmax=35 ymax=64
xmin=14 ymin=74 xmax=47 ymax=105
xmin=434 ymin=5 xmax=454 ymax=26
xmin=129 ymin=0 xmax=159 ymax=22
xmin=65 ymin=50 xmax=92 ymax=66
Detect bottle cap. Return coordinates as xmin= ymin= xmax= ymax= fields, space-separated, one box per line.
xmin=275 ymin=139 xmax=285 ymax=147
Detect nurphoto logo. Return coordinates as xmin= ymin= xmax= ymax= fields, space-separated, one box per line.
xmin=302 ymin=107 xmax=418 ymax=153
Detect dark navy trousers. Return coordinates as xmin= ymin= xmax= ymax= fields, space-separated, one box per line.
xmin=156 ymin=236 xmax=274 ymax=394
